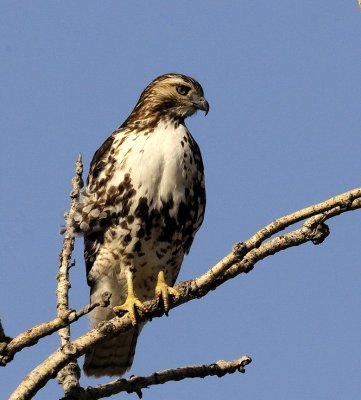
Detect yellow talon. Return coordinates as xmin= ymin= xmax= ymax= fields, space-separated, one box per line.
xmin=155 ymin=271 xmax=180 ymax=315
xmin=113 ymin=272 xmax=147 ymax=326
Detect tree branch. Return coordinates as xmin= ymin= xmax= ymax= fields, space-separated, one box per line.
xmin=9 ymin=187 xmax=361 ymax=399
xmin=193 ymin=188 xmax=361 ymax=294
xmin=245 ymin=189 xmax=361 ymax=248
xmin=56 ymin=154 xmax=84 ymax=396
xmin=5 ymin=190 xmax=357 ymax=367
xmin=80 ymin=355 xmax=252 ymax=400
xmin=57 ymin=153 xmax=83 ymax=342
xmin=0 ymin=297 xmax=110 ymax=366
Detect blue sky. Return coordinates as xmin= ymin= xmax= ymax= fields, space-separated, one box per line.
xmin=1 ymin=1 xmax=361 ymax=399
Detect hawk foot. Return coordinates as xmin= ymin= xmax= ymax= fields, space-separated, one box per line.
xmin=155 ymin=271 xmax=180 ymax=316
xmin=113 ymin=294 xmax=147 ymax=326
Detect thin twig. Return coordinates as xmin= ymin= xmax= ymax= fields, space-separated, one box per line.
xmin=0 ymin=319 xmax=12 ymax=360
xmin=56 ymin=154 xmax=84 ymax=396
xmin=0 ymin=319 xmax=10 ymax=343
xmin=57 ymin=153 xmax=83 ymax=343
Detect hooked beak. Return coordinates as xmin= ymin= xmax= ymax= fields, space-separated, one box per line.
xmin=193 ymin=96 xmax=209 ymax=115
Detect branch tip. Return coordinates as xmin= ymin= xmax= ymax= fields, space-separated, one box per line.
xmin=0 ymin=319 xmax=12 ymax=345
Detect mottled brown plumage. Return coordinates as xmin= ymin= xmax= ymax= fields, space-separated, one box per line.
xmin=71 ymin=73 xmax=208 ymax=377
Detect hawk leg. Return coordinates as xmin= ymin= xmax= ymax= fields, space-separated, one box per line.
xmin=113 ymin=271 xmax=147 ymax=326
xmin=155 ymin=270 xmax=180 ymax=315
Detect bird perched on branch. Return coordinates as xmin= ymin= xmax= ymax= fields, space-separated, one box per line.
xmin=71 ymin=73 xmax=208 ymax=377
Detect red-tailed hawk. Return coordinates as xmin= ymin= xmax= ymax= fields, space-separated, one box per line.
xmin=71 ymin=73 xmax=208 ymax=377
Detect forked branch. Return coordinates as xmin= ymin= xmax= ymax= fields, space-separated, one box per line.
xmin=9 ymin=182 xmax=361 ymax=399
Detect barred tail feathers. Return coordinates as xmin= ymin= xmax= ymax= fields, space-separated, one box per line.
xmin=83 ymin=329 xmax=140 ymax=377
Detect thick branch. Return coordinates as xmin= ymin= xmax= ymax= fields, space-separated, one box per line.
xmin=9 ymin=188 xmax=361 ymax=399
xmin=81 ymin=355 xmax=252 ymax=399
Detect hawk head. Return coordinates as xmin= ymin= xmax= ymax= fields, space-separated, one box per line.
xmin=129 ymin=73 xmax=209 ymax=123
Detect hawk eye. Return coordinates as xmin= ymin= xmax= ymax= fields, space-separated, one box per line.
xmin=176 ymin=85 xmax=190 ymax=96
